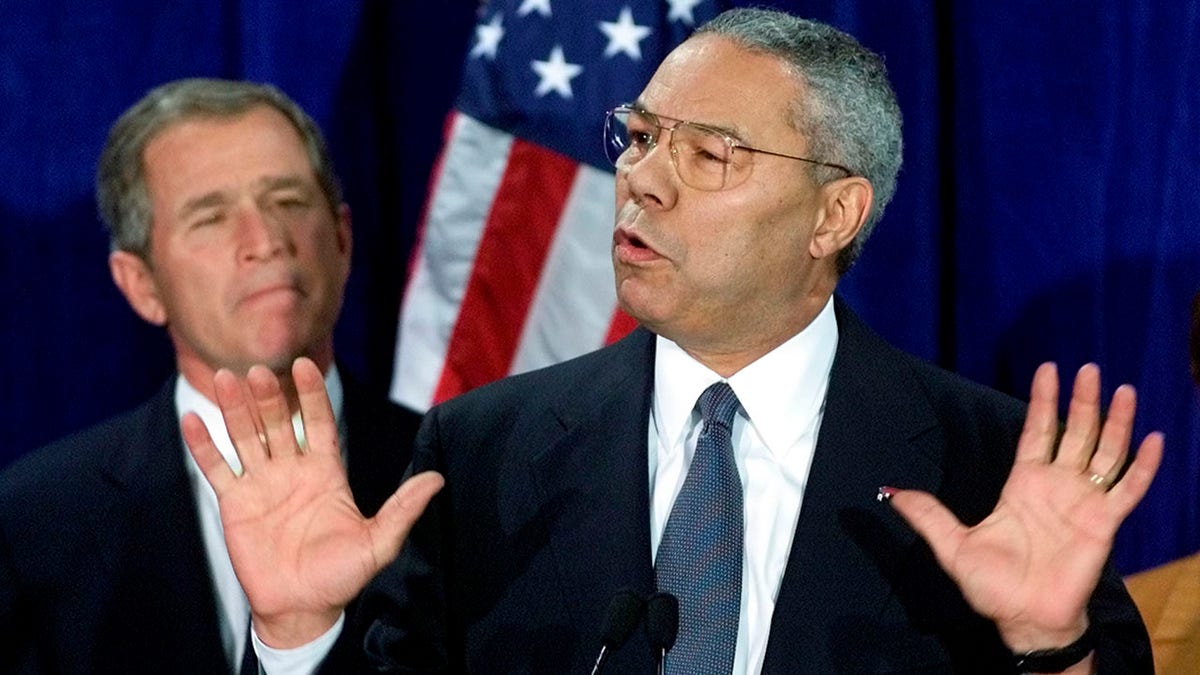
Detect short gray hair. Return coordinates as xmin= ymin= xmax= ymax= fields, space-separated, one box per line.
xmin=696 ymin=9 xmax=903 ymax=273
xmin=95 ymin=78 xmax=342 ymax=259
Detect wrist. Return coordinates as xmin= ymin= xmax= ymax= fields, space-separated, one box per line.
xmin=1010 ymin=623 xmax=1096 ymax=674
xmin=253 ymin=609 xmax=342 ymax=649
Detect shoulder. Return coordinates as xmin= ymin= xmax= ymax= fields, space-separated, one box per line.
xmin=0 ymin=381 xmax=179 ymax=527
xmin=829 ymin=299 xmax=1028 ymax=522
xmin=833 ymin=297 xmax=1026 ymax=431
xmin=411 ymin=329 xmax=654 ymax=475
xmin=1 ymin=384 xmax=174 ymax=501
xmin=0 ymin=382 xmax=179 ymax=564
xmin=429 ymin=327 xmax=654 ymax=423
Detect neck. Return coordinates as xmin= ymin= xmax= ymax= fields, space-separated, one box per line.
xmin=678 ymin=291 xmax=834 ymax=378
xmin=176 ymin=345 xmax=334 ymax=416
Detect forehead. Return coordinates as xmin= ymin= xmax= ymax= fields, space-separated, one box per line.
xmin=638 ymin=35 xmax=803 ymax=142
xmin=142 ymin=106 xmax=314 ymax=204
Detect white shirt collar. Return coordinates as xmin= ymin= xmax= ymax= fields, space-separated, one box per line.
xmin=653 ymin=296 xmax=838 ymax=458
xmin=176 ymin=364 xmax=345 ymax=475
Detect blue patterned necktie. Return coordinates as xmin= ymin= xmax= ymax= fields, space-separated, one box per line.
xmin=655 ymin=381 xmax=744 ymax=674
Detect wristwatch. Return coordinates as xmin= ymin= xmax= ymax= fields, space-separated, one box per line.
xmin=1011 ymin=624 xmax=1095 ymax=673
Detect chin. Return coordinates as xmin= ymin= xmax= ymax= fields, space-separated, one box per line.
xmin=616 ymin=283 xmax=668 ymax=326
xmin=247 ymin=323 xmax=318 ymax=365
xmin=244 ymin=340 xmax=308 ymax=372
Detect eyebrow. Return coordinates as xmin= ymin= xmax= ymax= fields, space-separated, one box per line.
xmin=258 ymin=175 xmax=315 ymax=194
xmin=174 ymin=175 xmax=316 ymax=221
xmin=630 ymin=98 xmax=750 ymax=143
xmin=177 ymin=192 xmax=227 ymax=221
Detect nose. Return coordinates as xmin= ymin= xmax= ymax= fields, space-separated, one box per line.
xmin=620 ymin=131 xmax=678 ymax=211
xmin=237 ymin=205 xmax=293 ymax=261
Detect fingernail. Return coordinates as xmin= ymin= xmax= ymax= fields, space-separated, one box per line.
xmin=876 ymin=486 xmax=897 ymax=503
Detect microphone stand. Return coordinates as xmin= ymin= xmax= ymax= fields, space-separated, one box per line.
xmin=646 ymin=592 xmax=678 ymax=675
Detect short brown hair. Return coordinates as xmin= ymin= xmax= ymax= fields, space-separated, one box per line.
xmin=95 ymin=78 xmax=342 ymax=259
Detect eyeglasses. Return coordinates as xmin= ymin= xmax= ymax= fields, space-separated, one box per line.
xmin=603 ymin=105 xmax=852 ymax=191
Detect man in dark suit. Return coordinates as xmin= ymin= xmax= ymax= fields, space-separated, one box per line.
xmin=0 ymin=79 xmax=421 ymax=674
xmin=184 ymin=9 xmax=1162 ymax=674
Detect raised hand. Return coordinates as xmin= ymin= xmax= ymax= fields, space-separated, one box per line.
xmin=887 ymin=363 xmax=1162 ymax=653
xmin=181 ymin=357 xmax=443 ymax=648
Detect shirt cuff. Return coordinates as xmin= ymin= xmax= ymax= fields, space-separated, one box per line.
xmin=252 ymin=613 xmax=345 ymax=675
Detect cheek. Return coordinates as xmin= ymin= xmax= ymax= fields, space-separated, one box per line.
xmin=156 ymin=250 xmax=236 ymax=319
xmin=309 ymin=238 xmax=351 ymax=287
xmin=614 ymin=177 xmax=634 ymax=213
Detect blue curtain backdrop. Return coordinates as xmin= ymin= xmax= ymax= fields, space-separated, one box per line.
xmin=1 ymin=1 xmax=1196 ymax=576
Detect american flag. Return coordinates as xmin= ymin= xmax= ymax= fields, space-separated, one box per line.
xmin=391 ymin=0 xmax=725 ymax=411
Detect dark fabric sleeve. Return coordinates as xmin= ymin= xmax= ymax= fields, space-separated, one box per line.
xmin=347 ymin=409 xmax=455 ymax=674
xmin=1090 ymin=556 xmax=1155 ymax=674
xmin=0 ymin=516 xmax=38 ymax=675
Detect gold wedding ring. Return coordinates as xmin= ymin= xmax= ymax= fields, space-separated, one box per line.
xmin=1088 ymin=472 xmax=1110 ymax=488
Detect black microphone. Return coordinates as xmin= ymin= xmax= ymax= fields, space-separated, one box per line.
xmin=589 ymin=589 xmax=645 ymax=675
xmin=645 ymin=592 xmax=679 ymax=675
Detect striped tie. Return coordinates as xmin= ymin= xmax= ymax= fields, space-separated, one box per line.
xmin=655 ymin=382 xmax=743 ymax=674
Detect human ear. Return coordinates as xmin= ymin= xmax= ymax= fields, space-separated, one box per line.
xmin=333 ymin=203 xmax=353 ymax=282
xmin=809 ymin=176 xmax=873 ymax=260
xmin=109 ymin=250 xmax=168 ymax=326
xmin=335 ymin=203 xmax=353 ymax=257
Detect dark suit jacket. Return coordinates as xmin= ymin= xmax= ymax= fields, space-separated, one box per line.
xmin=0 ymin=372 xmax=421 ymax=675
xmin=358 ymin=299 xmax=1152 ymax=673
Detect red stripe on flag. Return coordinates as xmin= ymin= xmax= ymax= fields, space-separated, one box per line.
xmin=605 ymin=307 xmax=638 ymax=345
xmin=432 ymin=141 xmax=579 ymax=404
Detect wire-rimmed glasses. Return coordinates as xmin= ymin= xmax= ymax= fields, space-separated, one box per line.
xmin=603 ymin=105 xmax=852 ymax=191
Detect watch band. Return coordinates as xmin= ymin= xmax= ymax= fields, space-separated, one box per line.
xmin=1011 ymin=624 xmax=1096 ymax=673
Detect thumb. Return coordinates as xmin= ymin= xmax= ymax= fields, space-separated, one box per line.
xmin=886 ymin=488 xmax=967 ymax=574
xmin=367 ymin=471 xmax=445 ymax=568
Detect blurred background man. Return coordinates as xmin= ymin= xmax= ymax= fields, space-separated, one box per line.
xmin=0 ymin=79 xmax=421 ymax=674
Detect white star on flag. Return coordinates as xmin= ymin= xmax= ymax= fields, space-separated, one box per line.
xmin=470 ymin=14 xmax=505 ymax=59
xmin=599 ymin=7 xmax=653 ymax=60
xmin=666 ymin=0 xmax=705 ymax=25
xmin=531 ymin=45 xmax=583 ymax=98
xmin=517 ymin=0 xmax=551 ymax=18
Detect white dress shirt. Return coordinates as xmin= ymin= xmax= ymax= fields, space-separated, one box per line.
xmin=649 ymin=297 xmax=838 ymax=674
xmin=177 ymin=366 xmax=344 ymax=673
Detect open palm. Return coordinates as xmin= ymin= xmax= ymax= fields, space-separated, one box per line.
xmin=181 ymin=358 xmax=443 ymax=647
xmin=889 ymin=363 xmax=1162 ymax=650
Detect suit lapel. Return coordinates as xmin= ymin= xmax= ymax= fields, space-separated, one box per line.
xmin=93 ymin=379 xmax=231 ymax=672
xmin=528 ymin=329 xmax=658 ymax=667
xmin=763 ymin=300 xmax=948 ymax=671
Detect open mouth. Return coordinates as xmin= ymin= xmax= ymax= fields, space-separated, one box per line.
xmin=615 ymin=229 xmax=650 ymax=250
xmin=613 ymin=227 xmax=663 ymax=265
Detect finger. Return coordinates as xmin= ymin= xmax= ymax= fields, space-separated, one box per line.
xmin=886 ymin=488 xmax=969 ymax=578
xmin=1090 ymin=384 xmax=1137 ymax=483
xmin=1106 ymin=432 xmax=1163 ymax=519
xmin=213 ymin=369 xmax=269 ymax=474
xmin=1056 ymin=363 xmax=1101 ymax=470
xmin=246 ymin=365 xmax=301 ymax=458
xmin=1015 ymin=362 xmax=1060 ymax=465
xmin=181 ymin=412 xmax=238 ymax=494
xmin=366 ymin=471 xmax=445 ymax=568
xmin=294 ymin=357 xmax=340 ymax=460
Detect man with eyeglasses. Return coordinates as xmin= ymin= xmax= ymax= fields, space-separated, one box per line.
xmin=184 ymin=9 xmax=1159 ymax=673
